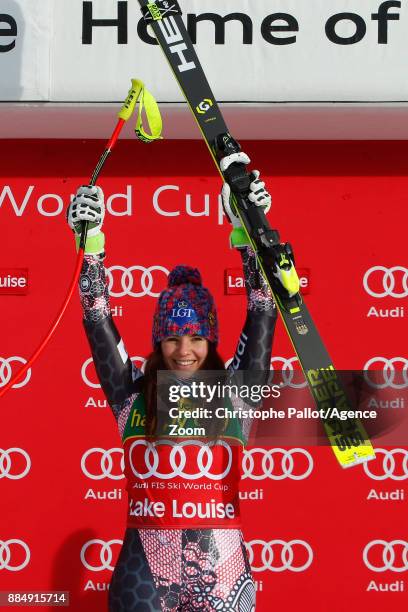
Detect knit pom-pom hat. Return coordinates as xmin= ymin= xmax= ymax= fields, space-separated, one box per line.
xmin=152 ymin=265 xmax=218 ymax=346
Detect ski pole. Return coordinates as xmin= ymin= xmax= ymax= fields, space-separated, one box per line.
xmin=0 ymin=79 xmax=159 ymax=399
xmin=79 ymin=78 xmax=146 ymax=249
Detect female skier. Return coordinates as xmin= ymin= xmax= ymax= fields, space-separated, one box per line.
xmin=67 ymin=152 xmax=277 ymax=612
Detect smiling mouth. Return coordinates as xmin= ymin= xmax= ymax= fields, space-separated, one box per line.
xmin=174 ymin=360 xmax=196 ymax=367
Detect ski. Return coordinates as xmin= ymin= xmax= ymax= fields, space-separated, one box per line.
xmin=136 ymin=0 xmax=375 ymax=468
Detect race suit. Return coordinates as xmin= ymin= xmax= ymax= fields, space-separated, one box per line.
xmin=79 ymin=246 xmax=277 ymax=611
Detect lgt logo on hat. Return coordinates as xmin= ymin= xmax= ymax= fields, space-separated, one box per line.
xmin=171 ymin=300 xmax=198 ymax=323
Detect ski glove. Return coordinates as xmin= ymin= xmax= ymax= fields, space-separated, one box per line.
xmin=221 ymin=153 xmax=271 ymax=248
xmin=67 ymin=185 xmax=105 ymax=254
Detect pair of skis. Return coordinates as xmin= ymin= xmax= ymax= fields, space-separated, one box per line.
xmin=136 ymin=0 xmax=375 ymax=468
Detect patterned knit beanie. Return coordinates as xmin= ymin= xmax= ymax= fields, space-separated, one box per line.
xmin=152 ymin=265 xmax=218 ymax=346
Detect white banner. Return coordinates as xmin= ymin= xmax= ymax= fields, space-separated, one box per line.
xmin=1 ymin=0 xmax=408 ymax=102
xmin=0 ymin=0 xmax=51 ymax=101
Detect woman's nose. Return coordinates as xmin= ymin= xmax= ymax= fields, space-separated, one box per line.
xmin=177 ymin=338 xmax=191 ymax=355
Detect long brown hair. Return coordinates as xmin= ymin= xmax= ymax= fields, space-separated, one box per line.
xmin=142 ymin=342 xmax=225 ymax=436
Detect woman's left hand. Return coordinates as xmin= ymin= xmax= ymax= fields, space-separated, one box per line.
xmin=221 ymin=154 xmax=272 ymax=228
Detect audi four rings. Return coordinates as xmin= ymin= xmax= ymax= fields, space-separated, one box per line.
xmin=81 ymin=356 xmax=146 ymax=388
xmin=241 ymin=448 xmax=313 ymax=481
xmin=0 ymin=448 xmax=31 ymax=480
xmin=6 ymin=537 xmax=408 ymax=574
xmin=79 ymin=539 xmax=315 ymax=573
xmin=0 ymin=357 xmax=30 ymax=388
xmin=0 ymin=540 xmax=31 ymax=571
xmin=246 ymin=540 xmax=314 ymax=572
xmin=80 ymin=539 xmax=123 ymax=572
xmin=363 ymin=357 xmax=408 ymax=389
xmin=81 ymin=448 xmax=125 ymax=480
xmin=128 ymin=439 xmax=233 ymax=481
xmin=363 ymin=540 xmax=408 ymax=572
xmin=363 ymin=266 xmax=408 ymax=298
xmin=269 ymin=357 xmax=308 ymax=388
xmin=363 ymin=449 xmax=408 ymax=481
xmin=80 ymin=447 xmax=314 ymax=481
xmin=106 ymin=265 xmax=169 ymax=298
xmin=224 ymin=356 xmax=310 ymax=387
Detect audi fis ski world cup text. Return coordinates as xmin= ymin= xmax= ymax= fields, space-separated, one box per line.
xmin=80 ymin=446 xmax=315 ymax=506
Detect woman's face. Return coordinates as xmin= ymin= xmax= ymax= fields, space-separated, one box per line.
xmin=161 ymin=335 xmax=209 ymax=373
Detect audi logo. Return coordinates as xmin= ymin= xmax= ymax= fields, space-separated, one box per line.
xmin=129 ymin=439 xmax=232 ymax=481
xmin=81 ymin=356 xmax=146 ymax=388
xmin=81 ymin=448 xmax=125 ymax=480
xmin=363 ymin=266 xmax=408 ymax=298
xmin=80 ymin=539 xmax=123 ymax=572
xmin=0 ymin=357 xmax=31 ymax=389
xmin=0 ymin=448 xmax=31 ymax=480
xmin=246 ymin=540 xmax=313 ymax=573
xmin=242 ymin=448 xmax=313 ymax=481
xmin=106 ymin=265 xmax=169 ymax=298
xmin=80 ymin=446 xmax=315 ymax=481
xmin=225 ymin=356 xmax=307 ymax=389
xmin=269 ymin=357 xmax=307 ymax=389
xmin=363 ymin=357 xmax=408 ymax=389
xmin=0 ymin=540 xmax=31 ymax=571
xmin=363 ymin=540 xmax=408 ymax=572
xmin=363 ymin=448 xmax=408 ymax=481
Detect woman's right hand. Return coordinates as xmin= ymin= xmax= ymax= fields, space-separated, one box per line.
xmin=67 ymin=185 xmax=105 ymax=237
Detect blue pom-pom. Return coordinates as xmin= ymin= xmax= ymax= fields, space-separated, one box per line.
xmin=168 ymin=265 xmax=202 ymax=287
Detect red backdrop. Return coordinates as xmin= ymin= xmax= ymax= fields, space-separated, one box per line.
xmin=0 ymin=139 xmax=407 ymax=611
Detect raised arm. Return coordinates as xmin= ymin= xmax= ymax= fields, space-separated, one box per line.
xmin=221 ymin=155 xmax=277 ymax=374
xmin=232 ymin=245 xmax=277 ymax=372
xmin=67 ymin=186 xmax=142 ymax=417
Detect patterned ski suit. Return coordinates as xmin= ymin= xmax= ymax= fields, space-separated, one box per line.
xmin=79 ymin=247 xmax=277 ymax=611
